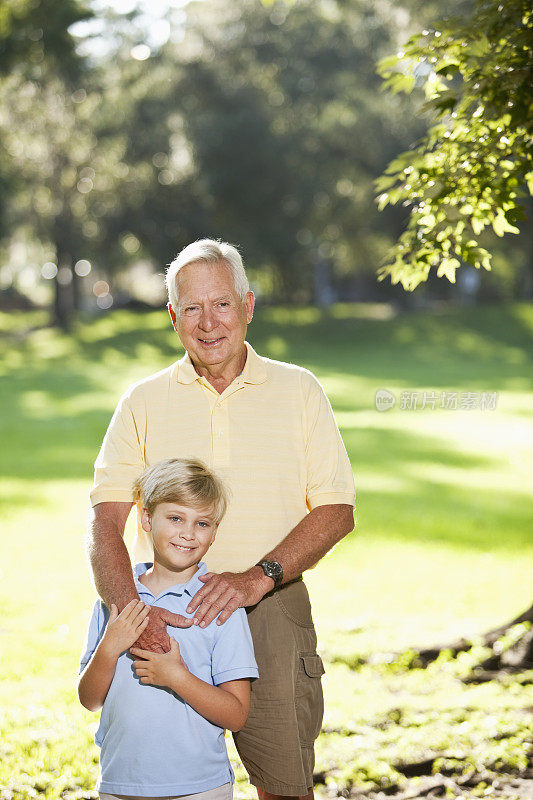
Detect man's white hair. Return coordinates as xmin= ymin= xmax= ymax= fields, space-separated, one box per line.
xmin=165 ymin=238 xmax=250 ymax=312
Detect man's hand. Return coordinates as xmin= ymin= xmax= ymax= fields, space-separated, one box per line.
xmin=186 ymin=566 xmax=273 ymax=627
xmin=133 ymin=606 xmax=193 ymax=653
xmin=131 ymin=638 xmax=189 ymax=689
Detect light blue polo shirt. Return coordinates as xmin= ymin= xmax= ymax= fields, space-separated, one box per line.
xmin=79 ymin=562 xmax=259 ymax=797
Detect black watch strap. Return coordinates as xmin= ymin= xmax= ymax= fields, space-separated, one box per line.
xmin=256 ymin=559 xmax=283 ymax=589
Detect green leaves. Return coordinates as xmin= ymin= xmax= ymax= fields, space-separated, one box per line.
xmin=492 ymin=211 xmax=520 ymax=237
xmin=375 ymin=0 xmax=532 ymax=290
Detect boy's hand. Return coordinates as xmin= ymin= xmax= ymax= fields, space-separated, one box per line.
xmin=101 ymin=600 xmax=150 ymax=658
xmin=131 ymin=639 xmax=189 ymax=690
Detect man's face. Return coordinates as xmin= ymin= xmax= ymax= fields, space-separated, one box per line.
xmin=169 ymin=261 xmax=254 ymax=372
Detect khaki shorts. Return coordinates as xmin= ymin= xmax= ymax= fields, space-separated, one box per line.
xmin=233 ymin=579 xmax=325 ymax=796
xmin=99 ymin=783 xmax=232 ymax=800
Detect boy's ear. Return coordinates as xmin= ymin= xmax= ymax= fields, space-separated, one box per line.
xmin=210 ymin=523 xmax=219 ymax=545
xmin=140 ymin=508 xmax=152 ymax=533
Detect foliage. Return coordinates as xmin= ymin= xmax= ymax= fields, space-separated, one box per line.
xmin=376 ymin=0 xmax=533 ymax=290
xmin=0 ymin=67 xmax=135 ymax=327
xmin=0 ymin=0 xmax=91 ymax=79
xmin=1 ymin=0 xmax=438 ymax=313
xmin=1 ymin=0 xmax=531 ymax=321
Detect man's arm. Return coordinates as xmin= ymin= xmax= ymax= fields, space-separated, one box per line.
xmin=186 ymin=503 xmax=354 ymax=627
xmin=87 ymin=501 xmax=137 ymax=610
xmin=87 ymin=502 xmax=193 ymax=652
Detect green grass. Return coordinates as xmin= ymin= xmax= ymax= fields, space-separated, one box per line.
xmin=1 ymin=303 xmax=532 ymax=798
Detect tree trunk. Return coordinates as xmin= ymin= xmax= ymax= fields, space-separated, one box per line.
xmin=416 ymin=603 xmax=533 ymax=675
xmin=53 ymin=245 xmax=76 ymax=331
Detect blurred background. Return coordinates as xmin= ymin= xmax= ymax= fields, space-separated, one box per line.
xmin=1 ymin=1 xmax=532 ymax=798
xmin=1 ymin=0 xmax=531 ymax=324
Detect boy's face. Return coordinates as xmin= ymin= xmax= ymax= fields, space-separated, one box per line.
xmin=141 ymin=502 xmax=218 ymax=575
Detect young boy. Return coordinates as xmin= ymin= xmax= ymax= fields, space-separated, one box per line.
xmin=78 ymin=458 xmax=258 ymax=800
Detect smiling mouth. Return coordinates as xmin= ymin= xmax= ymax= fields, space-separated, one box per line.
xmin=171 ymin=543 xmax=195 ymax=552
xmin=198 ymin=337 xmax=224 ymax=346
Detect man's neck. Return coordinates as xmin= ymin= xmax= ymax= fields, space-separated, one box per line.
xmin=192 ymin=346 xmax=247 ymax=394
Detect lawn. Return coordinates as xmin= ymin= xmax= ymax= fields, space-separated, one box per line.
xmin=1 ymin=302 xmax=532 ymax=799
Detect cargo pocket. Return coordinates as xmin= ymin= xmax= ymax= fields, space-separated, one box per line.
xmin=295 ymin=652 xmax=325 ymax=746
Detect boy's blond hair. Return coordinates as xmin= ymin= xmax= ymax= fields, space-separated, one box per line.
xmin=133 ymin=458 xmax=228 ymax=523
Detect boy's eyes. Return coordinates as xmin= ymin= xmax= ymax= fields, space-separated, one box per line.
xmin=168 ymin=516 xmax=211 ymax=527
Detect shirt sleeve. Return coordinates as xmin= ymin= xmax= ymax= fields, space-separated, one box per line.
xmin=301 ymin=370 xmax=356 ymax=510
xmin=79 ymin=600 xmax=110 ymax=673
xmin=211 ymin=608 xmax=259 ymax=685
xmin=90 ymin=387 xmax=146 ymax=507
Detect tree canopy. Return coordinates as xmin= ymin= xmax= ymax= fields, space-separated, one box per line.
xmin=376 ymin=0 xmax=533 ymax=290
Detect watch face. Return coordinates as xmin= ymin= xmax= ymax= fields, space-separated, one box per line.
xmin=264 ymin=561 xmax=283 ymax=580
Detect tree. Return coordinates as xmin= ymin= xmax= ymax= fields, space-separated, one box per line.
xmin=0 ymin=0 xmax=91 ymax=79
xmin=375 ymin=0 xmax=533 ymax=290
xmin=174 ymin=0 xmax=431 ymax=300
xmin=0 ymin=68 xmax=131 ymax=328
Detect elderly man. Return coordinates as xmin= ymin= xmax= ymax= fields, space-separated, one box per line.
xmin=88 ymin=239 xmax=355 ymax=800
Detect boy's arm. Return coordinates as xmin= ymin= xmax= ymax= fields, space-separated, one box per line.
xmin=172 ymin=672 xmax=250 ymax=732
xmin=78 ymin=600 xmax=150 ymax=712
xmin=78 ymin=639 xmax=122 ymax=712
xmin=130 ymin=640 xmax=251 ymax=731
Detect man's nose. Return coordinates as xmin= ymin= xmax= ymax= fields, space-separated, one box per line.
xmin=198 ymin=307 xmax=215 ymax=330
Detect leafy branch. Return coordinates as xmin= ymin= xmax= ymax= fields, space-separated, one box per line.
xmin=375 ymin=0 xmax=533 ymax=290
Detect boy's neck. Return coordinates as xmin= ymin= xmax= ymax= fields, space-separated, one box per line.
xmin=139 ymin=560 xmax=200 ymax=595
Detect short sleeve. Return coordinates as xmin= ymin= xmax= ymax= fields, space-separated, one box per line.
xmin=79 ymin=600 xmax=109 ymax=673
xmin=301 ymin=370 xmax=356 ymax=510
xmin=211 ymin=608 xmax=259 ymax=685
xmin=90 ymin=388 xmax=146 ymax=507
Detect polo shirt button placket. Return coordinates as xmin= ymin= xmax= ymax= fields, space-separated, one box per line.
xmin=211 ymin=398 xmax=230 ymax=468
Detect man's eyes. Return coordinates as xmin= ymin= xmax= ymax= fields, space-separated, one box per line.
xmin=183 ymin=302 xmax=230 ymax=313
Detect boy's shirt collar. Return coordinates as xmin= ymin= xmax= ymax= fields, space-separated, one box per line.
xmin=133 ymin=560 xmax=207 ymax=601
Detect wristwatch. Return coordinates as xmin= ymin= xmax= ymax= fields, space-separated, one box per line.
xmin=256 ymin=560 xmax=284 ymax=589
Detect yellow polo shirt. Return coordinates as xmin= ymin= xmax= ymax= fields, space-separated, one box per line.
xmin=90 ymin=342 xmax=355 ymax=573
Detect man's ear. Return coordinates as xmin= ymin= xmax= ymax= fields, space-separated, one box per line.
xmin=168 ymin=302 xmax=178 ymax=332
xmin=245 ymin=291 xmax=255 ymax=324
xmin=141 ymin=507 xmax=152 ymax=533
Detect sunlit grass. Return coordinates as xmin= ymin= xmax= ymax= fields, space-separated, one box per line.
xmin=1 ymin=303 xmax=532 ymax=798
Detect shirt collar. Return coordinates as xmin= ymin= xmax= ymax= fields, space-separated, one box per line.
xmin=134 ymin=560 xmax=208 ymax=599
xmin=176 ymin=341 xmax=267 ymax=386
